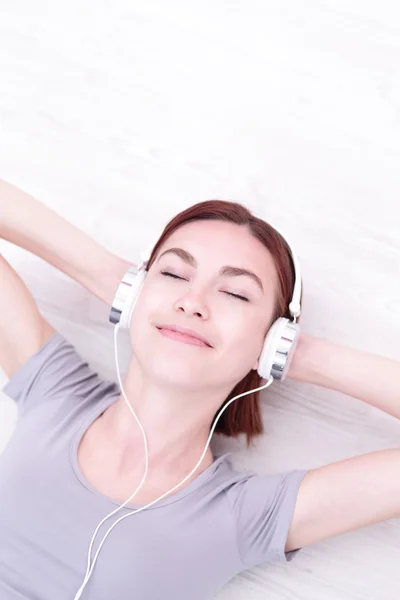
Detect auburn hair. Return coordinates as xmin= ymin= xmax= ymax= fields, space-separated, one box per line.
xmin=144 ymin=200 xmax=302 ymax=448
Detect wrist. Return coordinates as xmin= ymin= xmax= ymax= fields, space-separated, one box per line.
xmin=286 ymin=332 xmax=323 ymax=383
xmin=83 ymin=252 xmax=133 ymax=306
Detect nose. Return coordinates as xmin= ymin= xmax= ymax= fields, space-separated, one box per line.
xmin=174 ymin=286 xmax=209 ymax=319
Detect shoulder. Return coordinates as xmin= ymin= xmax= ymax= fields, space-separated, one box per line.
xmin=2 ymin=330 xmax=119 ymax=414
xmin=218 ymin=456 xmax=309 ymax=568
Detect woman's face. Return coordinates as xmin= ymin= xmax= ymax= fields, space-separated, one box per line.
xmin=129 ymin=220 xmax=279 ymax=390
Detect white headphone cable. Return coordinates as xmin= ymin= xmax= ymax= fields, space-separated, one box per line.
xmin=73 ymin=322 xmax=274 ymax=599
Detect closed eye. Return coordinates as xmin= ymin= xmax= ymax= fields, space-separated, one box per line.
xmin=225 ymin=291 xmax=249 ymax=302
xmin=161 ymin=271 xmax=182 ymax=280
xmin=160 ymin=271 xmax=249 ymax=302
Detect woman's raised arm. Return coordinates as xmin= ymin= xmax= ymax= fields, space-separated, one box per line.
xmin=284 ymin=334 xmax=400 ymax=555
xmin=0 ymin=179 xmax=135 ymax=378
xmin=0 ymin=178 xmax=133 ymax=306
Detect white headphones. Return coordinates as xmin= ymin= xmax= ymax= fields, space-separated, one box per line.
xmin=72 ymin=226 xmax=302 ymax=599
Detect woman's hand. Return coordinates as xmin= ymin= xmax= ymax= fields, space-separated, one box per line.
xmin=285 ymin=332 xmax=314 ymax=382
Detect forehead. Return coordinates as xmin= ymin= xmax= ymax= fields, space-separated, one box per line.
xmin=157 ymin=220 xmax=278 ymax=287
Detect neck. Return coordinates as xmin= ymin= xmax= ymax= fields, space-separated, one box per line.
xmin=103 ymin=397 xmax=215 ymax=473
xmin=100 ymin=355 xmax=227 ymax=474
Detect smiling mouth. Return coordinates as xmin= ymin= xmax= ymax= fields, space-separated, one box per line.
xmin=156 ymin=327 xmax=211 ymax=347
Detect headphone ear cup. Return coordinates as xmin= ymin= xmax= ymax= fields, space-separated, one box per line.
xmin=120 ymin=269 xmax=148 ymax=330
xmin=257 ymin=317 xmax=300 ymax=381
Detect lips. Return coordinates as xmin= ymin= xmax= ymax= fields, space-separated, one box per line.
xmin=155 ymin=324 xmax=212 ymax=347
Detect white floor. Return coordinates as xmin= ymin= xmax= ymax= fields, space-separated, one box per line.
xmin=1 ymin=1 xmax=400 ymax=598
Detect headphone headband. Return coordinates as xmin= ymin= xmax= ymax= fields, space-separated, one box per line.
xmin=270 ymin=224 xmax=302 ymax=320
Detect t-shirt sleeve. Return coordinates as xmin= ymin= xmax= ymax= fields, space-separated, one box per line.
xmin=1 ymin=330 xmax=108 ymax=413
xmin=229 ymin=468 xmax=309 ymax=569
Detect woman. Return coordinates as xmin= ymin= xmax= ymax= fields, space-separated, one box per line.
xmin=0 ymin=179 xmax=399 ymax=600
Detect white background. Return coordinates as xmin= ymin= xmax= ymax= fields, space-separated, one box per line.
xmin=1 ymin=1 xmax=400 ymax=598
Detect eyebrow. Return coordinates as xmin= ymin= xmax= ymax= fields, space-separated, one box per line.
xmin=156 ymin=247 xmax=264 ymax=293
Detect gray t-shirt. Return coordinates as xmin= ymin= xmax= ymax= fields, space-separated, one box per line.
xmin=0 ymin=331 xmax=308 ymax=600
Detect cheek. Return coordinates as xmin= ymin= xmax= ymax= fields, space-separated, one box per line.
xmin=228 ymin=311 xmax=262 ymax=340
xmin=128 ymin=288 xmax=153 ymax=341
xmin=220 ymin=316 xmax=259 ymax=360
xmin=231 ymin=316 xmax=268 ymax=360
